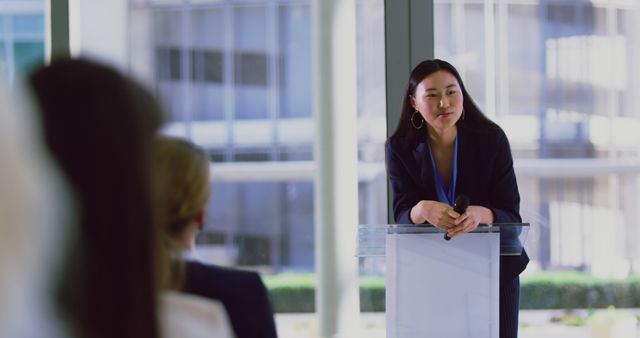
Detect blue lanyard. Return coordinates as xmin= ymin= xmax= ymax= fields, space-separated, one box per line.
xmin=427 ymin=136 xmax=458 ymax=206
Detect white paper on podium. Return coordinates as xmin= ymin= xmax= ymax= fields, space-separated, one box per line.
xmin=386 ymin=232 xmax=500 ymax=338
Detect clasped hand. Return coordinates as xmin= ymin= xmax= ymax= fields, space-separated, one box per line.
xmin=411 ymin=200 xmax=490 ymax=238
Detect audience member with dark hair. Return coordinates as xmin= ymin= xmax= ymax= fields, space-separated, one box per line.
xmin=29 ymin=58 xmax=232 ymax=338
xmin=30 ymin=58 xmax=163 ymax=338
xmin=153 ymin=135 xmax=278 ymax=338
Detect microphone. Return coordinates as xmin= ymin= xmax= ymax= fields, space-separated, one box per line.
xmin=444 ymin=194 xmax=470 ymax=241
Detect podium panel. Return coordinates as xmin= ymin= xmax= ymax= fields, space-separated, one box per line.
xmin=357 ymin=223 xmax=528 ymax=338
xmin=386 ymin=232 xmax=499 ymax=338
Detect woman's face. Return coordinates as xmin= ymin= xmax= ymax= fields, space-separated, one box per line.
xmin=411 ymin=70 xmax=463 ymax=132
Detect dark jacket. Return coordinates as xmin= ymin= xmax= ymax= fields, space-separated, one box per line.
xmin=183 ymin=261 xmax=278 ymax=338
xmin=386 ymin=125 xmax=529 ymax=281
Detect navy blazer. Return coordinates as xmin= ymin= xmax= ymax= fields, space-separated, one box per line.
xmin=183 ymin=261 xmax=278 ymax=338
xmin=386 ymin=125 xmax=529 ymax=281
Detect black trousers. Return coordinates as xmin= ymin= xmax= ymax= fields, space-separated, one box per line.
xmin=500 ymin=276 xmax=520 ymax=338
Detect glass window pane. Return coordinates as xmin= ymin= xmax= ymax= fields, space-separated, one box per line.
xmin=507 ymin=4 xmax=541 ymax=116
xmin=278 ymin=5 xmax=311 ymax=118
xmin=234 ymin=6 xmax=267 ymax=50
xmin=234 ymin=85 xmax=268 ymax=119
xmin=13 ymin=42 xmax=44 ymax=75
xmin=282 ymin=181 xmax=314 ymax=268
xmin=12 ymin=14 xmax=44 ymax=36
xmin=190 ymin=9 xmax=226 ymax=121
xmin=154 ymin=10 xmax=182 ymax=44
xmin=205 ymin=181 xmax=308 ymax=268
xmin=434 ymin=3 xmax=486 ymax=107
xmin=234 ymin=7 xmax=269 ymax=120
xmin=156 ymin=47 xmax=181 ymax=80
xmin=434 ymin=1 xmax=640 ymax=298
xmin=278 ymin=146 xmax=312 ymax=161
xmin=153 ymin=10 xmax=185 ymax=122
xmin=191 ymin=9 xmax=225 ymax=49
xmin=204 ymin=51 xmax=224 ymax=83
xmin=191 ymin=82 xmax=224 ymax=121
xmin=232 ymin=150 xmax=271 ymax=162
xmin=157 ymin=81 xmax=183 ymax=121
xmin=0 ymin=43 xmax=6 ymax=79
xmin=129 ymin=3 xmax=320 ymax=335
xmin=234 ymin=52 xmax=267 ymax=86
xmin=190 ymin=9 xmax=225 ymax=83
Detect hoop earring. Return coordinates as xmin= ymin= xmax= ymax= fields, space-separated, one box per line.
xmin=411 ymin=111 xmax=424 ymax=129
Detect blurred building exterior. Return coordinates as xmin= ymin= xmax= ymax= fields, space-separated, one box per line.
xmin=128 ymin=0 xmax=640 ymax=277
xmin=128 ymin=0 xmax=388 ymax=271
xmin=5 ymin=0 xmax=640 ymax=277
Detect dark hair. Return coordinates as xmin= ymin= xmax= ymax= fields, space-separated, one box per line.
xmin=29 ymin=58 xmax=164 ymax=338
xmin=390 ymin=59 xmax=496 ymax=143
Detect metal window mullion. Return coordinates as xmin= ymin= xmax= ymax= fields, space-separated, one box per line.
xmin=180 ymin=1 xmax=193 ymax=138
xmin=606 ymin=3 xmax=618 ymax=157
xmin=497 ymin=1 xmax=509 ymax=118
xmin=150 ymin=7 xmax=163 ymax=97
xmin=267 ymin=1 xmax=282 ymax=273
xmin=635 ymin=174 xmax=640 ymax=265
xmin=452 ymin=0 xmax=465 ymax=77
xmin=224 ymin=4 xmax=235 ymax=161
xmin=269 ymin=3 xmax=279 ymax=161
xmin=484 ymin=0 xmax=496 ymax=118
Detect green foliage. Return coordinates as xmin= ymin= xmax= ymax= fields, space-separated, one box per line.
xmin=260 ymin=272 xmax=640 ymax=313
xmin=359 ymin=277 xmax=385 ymax=312
xmin=561 ymin=314 xmax=587 ymax=327
xmin=262 ymin=274 xmax=315 ymax=313
xmin=261 ymin=274 xmax=386 ymax=313
xmin=520 ymin=272 xmax=640 ymax=310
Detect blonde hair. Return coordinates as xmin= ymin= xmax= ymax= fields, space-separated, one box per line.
xmin=153 ymin=136 xmax=211 ymax=240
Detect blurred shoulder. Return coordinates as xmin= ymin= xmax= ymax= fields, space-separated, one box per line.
xmin=159 ymin=291 xmax=233 ymax=338
xmin=186 ymin=261 xmax=264 ymax=287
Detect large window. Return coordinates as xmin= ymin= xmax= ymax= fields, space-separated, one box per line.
xmin=130 ymin=1 xmax=316 ymax=271
xmin=36 ymin=0 xmax=640 ymax=335
xmin=130 ymin=0 xmax=388 ymax=277
xmin=434 ymin=1 xmax=640 ymax=276
xmin=0 ymin=1 xmax=45 ymax=84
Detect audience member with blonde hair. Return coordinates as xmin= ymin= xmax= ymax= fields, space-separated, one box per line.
xmin=29 ymin=58 xmax=232 ymax=338
xmin=153 ymin=135 xmax=278 ymax=338
xmin=0 ymin=83 xmax=70 ymax=338
xmin=154 ymin=136 xmax=212 ymax=253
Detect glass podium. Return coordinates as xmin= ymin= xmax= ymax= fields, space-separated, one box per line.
xmin=357 ymin=223 xmax=529 ymax=338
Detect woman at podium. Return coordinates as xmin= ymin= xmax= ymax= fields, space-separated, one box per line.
xmin=385 ymin=59 xmax=529 ymax=338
